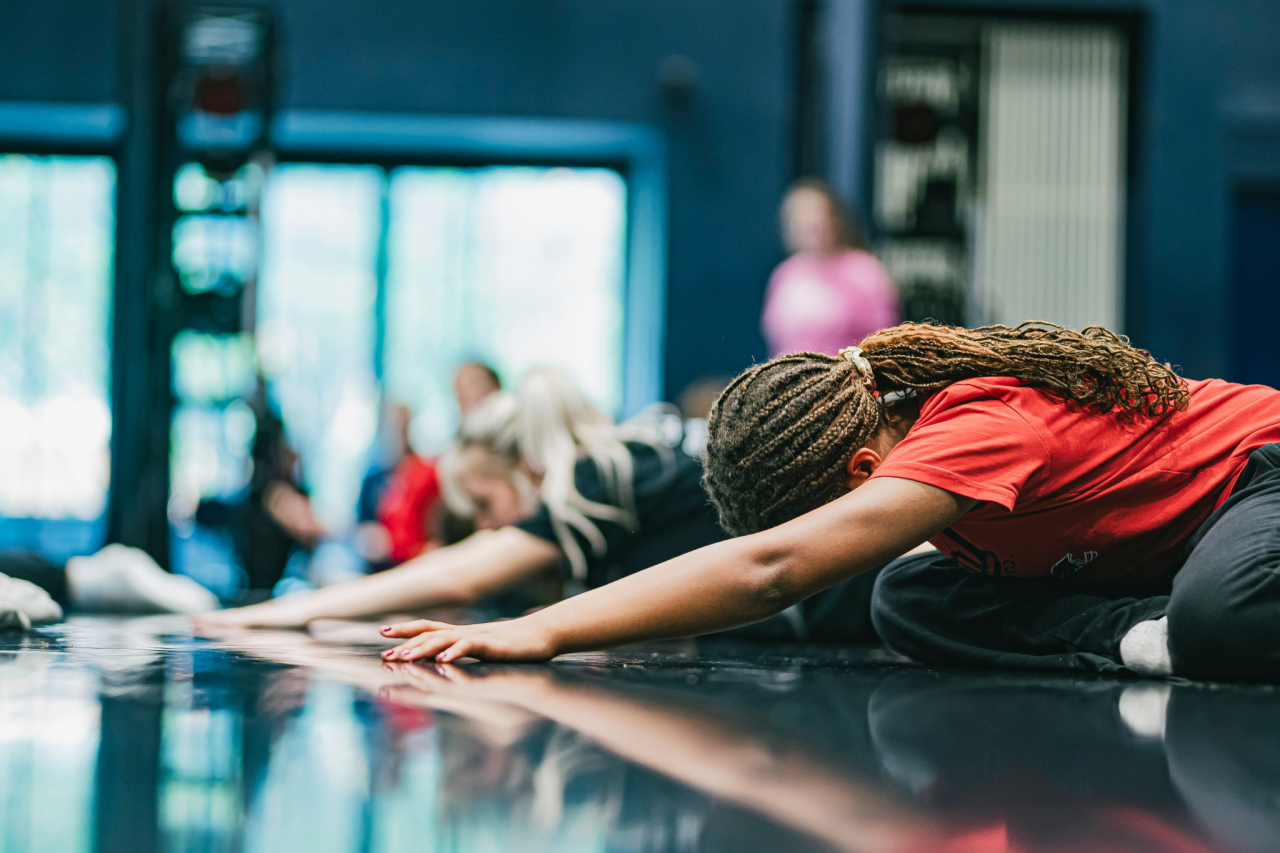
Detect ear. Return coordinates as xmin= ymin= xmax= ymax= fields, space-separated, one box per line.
xmin=845 ymin=447 xmax=885 ymax=490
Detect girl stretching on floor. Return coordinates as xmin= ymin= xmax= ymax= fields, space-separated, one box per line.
xmin=383 ymin=322 xmax=1280 ymax=683
xmin=198 ymin=367 xmax=877 ymax=640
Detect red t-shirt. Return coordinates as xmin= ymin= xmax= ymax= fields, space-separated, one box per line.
xmin=376 ymin=454 xmax=440 ymax=564
xmin=869 ymin=377 xmax=1280 ymax=581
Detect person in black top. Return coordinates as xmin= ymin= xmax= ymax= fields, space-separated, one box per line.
xmin=516 ymin=440 xmax=726 ymax=590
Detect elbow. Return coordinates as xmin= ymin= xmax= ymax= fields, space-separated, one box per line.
xmin=746 ymin=544 xmax=804 ymax=616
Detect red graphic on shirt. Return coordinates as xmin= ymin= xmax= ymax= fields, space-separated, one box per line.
xmin=1050 ymin=550 xmax=1098 ymax=579
xmin=939 ymin=527 xmax=1015 ymax=577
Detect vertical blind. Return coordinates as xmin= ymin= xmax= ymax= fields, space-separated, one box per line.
xmin=972 ymin=24 xmax=1127 ymax=331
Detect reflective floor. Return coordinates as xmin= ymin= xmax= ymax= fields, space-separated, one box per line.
xmin=2 ymin=618 xmax=1279 ymax=853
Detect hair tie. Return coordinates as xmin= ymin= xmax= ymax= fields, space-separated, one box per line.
xmin=838 ymin=346 xmax=875 ymax=388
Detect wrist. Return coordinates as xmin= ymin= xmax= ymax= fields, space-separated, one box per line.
xmin=522 ymin=610 xmax=564 ymax=658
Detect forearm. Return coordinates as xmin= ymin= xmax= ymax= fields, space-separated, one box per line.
xmin=284 ymin=553 xmax=475 ymax=621
xmin=269 ymin=529 xmax=559 ymax=621
xmin=383 ymin=478 xmax=973 ymax=661
xmin=523 ymin=537 xmax=793 ymax=654
xmin=528 ymin=479 xmax=971 ymax=655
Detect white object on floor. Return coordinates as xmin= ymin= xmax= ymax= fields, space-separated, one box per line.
xmin=1120 ymin=616 xmax=1172 ymax=677
xmin=0 ymin=572 xmax=64 ymax=630
xmin=0 ymin=572 xmax=64 ymax=623
xmin=66 ymin=544 xmax=219 ymax=614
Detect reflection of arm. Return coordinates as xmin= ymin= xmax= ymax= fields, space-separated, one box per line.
xmin=196 ymin=527 xmax=562 ymax=627
xmin=391 ymin=668 xmax=940 ymax=853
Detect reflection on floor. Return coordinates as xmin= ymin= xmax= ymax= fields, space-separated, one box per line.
xmin=1 ymin=617 xmax=1278 ymax=853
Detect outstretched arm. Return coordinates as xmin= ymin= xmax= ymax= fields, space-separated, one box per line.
xmin=382 ymin=477 xmax=973 ymax=661
xmin=193 ymin=527 xmax=563 ymax=629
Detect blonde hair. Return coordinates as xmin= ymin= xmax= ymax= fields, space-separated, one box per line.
xmin=441 ymin=366 xmax=649 ymax=579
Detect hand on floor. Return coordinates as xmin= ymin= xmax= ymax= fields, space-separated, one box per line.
xmin=379 ymin=616 xmax=557 ymax=663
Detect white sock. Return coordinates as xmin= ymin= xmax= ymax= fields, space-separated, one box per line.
xmin=1120 ymin=616 xmax=1172 ymax=677
xmin=67 ymin=544 xmax=219 ymax=614
xmin=0 ymin=572 xmax=63 ymax=629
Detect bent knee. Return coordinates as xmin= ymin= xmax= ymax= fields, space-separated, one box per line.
xmin=1168 ymin=596 xmax=1279 ymax=681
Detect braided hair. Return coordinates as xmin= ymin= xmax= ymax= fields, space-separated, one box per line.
xmin=703 ymin=321 xmax=1188 ymax=537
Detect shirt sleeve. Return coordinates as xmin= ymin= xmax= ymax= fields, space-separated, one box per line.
xmin=869 ymin=396 xmax=1050 ymax=510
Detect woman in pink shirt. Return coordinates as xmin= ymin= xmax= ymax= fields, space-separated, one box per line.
xmin=761 ymin=180 xmax=900 ymax=357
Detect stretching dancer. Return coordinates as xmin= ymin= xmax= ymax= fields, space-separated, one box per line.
xmin=384 ymin=322 xmax=1280 ymax=683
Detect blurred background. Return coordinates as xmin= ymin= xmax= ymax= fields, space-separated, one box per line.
xmin=0 ymin=0 xmax=1277 ymax=587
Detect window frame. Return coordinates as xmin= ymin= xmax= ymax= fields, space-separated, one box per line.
xmin=270 ymin=110 xmax=668 ymax=418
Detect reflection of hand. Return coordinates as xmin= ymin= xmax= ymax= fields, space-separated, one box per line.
xmin=259 ymin=668 xmax=311 ymax=717
xmin=379 ymin=663 xmax=544 ymax=744
xmin=387 ymin=661 xmax=553 ymax=703
xmin=379 ymin=617 xmax=557 ymax=663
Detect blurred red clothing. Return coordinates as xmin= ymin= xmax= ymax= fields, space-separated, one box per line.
xmin=376 ymin=454 xmax=440 ymax=564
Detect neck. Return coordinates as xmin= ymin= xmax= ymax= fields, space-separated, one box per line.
xmin=874 ymin=402 xmax=920 ymax=457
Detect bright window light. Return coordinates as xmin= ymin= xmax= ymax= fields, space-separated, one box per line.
xmin=385 ymin=166 xmax=627 ymax=453
xmin=0 ymin=154 xmax=115 ymax=524
xmin=257 ymin=165 xmax=382 ymax=530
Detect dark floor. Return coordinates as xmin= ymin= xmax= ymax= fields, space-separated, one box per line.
xmin=2 ymin=618 xmax=1279 ymax=853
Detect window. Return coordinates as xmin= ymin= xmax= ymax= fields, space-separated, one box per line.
xmin=256 ymin=164 xmax=628 ymax=529
xmin=256 ymin=165 xmax=383 ymax=529
xmin=873 ymin=14 xmax=1130 ymax=331
xmin=383 ymin=166 xmax=627 ymax=451
xmin=0 ymin=154 xmax=115 ymax=556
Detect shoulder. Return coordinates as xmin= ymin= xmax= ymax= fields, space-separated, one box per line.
xmin=834 ymin=249 xmax=894 ymax=285
xmin=917 ymin=377 xmax=1031 ymax=414
xmin=568 ymin=443 xmax=680 ymax=501
xmin=834 ymin=248 xmax=885 ymax=270
xmin=911 ymin=379 xmax=1054 ymax=452
xmin=768 ymin=254 xmax=816 ymax=286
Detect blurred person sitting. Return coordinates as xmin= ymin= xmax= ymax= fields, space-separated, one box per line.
xmin=355 ymin=404 xmax=442 ymax=572
xmin=454 ymin=360 xmax=502 ymax=417
xmin=197 ymin=407 xmax=326 ymax=597
xmin=761 ymin=179 xmax=900 ymax=357
xmin=356 ymin=362 xmax=503 ymax=570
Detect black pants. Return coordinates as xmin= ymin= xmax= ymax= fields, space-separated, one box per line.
xmin=871 ymin=443 xmax=1280 ymax=682
xmin=0 ymin=552 xmax=70 ymax=606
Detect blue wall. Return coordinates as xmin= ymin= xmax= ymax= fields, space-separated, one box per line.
xmin=5 ymin=0 xmax=1280 ymax=389
xmin=267 ymin=0 xmax=797 ymax=398
xmin=1 ymin=0 xmax=797 ymax=401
